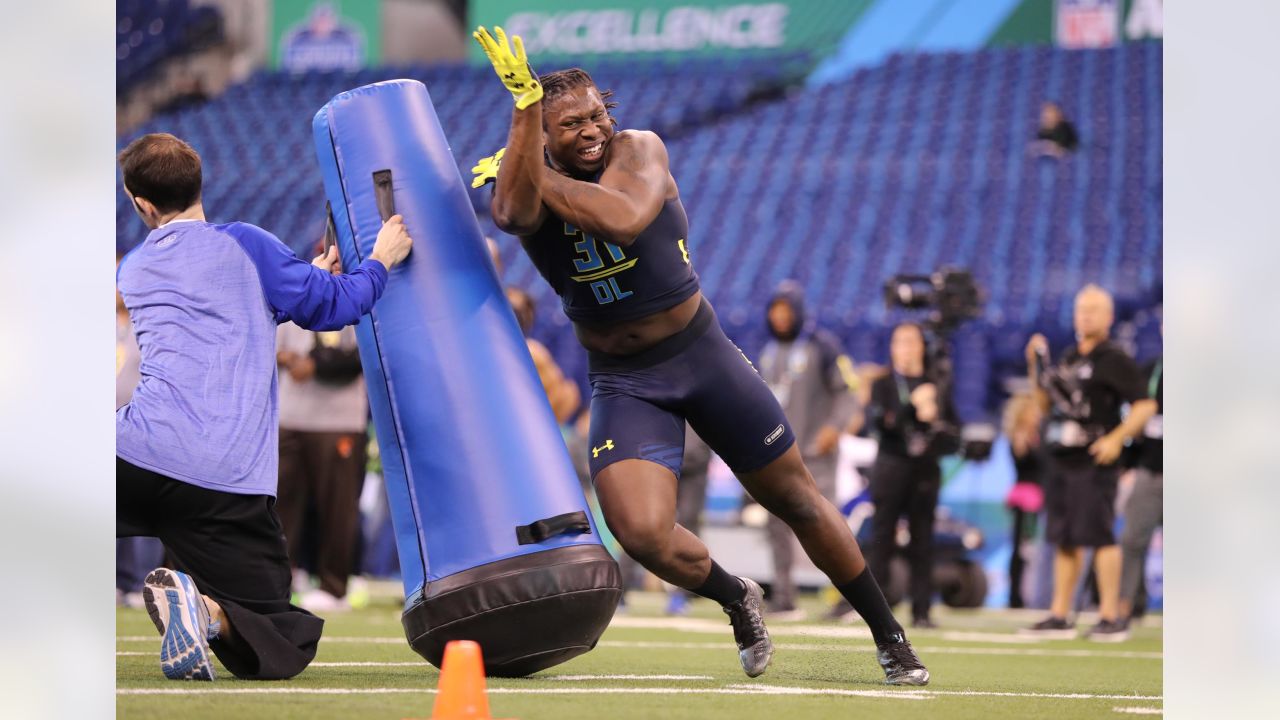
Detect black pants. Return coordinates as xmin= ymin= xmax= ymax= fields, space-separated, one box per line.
xmin=276 ymin=429 xmax=367 ymax=598
xmin=868 ymin=454 xmax=940 ymax=622
xmin=116 ymin=457 xmax=324 ymax=680
xmin=1007 ymin=509 xmax=1035 ymax=608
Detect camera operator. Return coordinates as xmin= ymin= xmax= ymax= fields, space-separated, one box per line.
xmin=866 ymin=322 xmax=959 ymax=629
xmin=1120 ymin=347 xmax=1162 ymax=625
xmin=1021 ymin=285 xmax=1157 ymax=642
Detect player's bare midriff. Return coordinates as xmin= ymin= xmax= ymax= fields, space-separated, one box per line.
xmin=572 ymin=291 xmax=702 ymax=356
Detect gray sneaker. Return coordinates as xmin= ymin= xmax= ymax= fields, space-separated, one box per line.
xmin=722 ymin=577 xmax=773 ymax=678
xmin=876 ymin=634 xmax=930 ymax=686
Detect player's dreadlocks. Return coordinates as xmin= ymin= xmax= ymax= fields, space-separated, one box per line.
xmin=538 ymin=68 xmax=618 ymax=124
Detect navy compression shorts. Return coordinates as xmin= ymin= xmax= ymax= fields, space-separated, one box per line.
xmin=585 ymin=298 xmax=796 ymax=480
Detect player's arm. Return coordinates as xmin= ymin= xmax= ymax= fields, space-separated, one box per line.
xmin=229 ymin=219 xmax=410 ymax=331
xmin=537 ymin=130 xmax=668 ymax=247
xmin=473 ymin=27 xmax=548 ymax=235
xmin=490 ymin=107 xmax=549 ymax=235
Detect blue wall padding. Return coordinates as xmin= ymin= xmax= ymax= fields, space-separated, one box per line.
xmin=312 ymin=80 xmax=601 ymax=598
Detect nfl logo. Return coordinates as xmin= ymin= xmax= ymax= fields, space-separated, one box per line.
xmin=1056 ymin=0 xmax=1120 ymax=49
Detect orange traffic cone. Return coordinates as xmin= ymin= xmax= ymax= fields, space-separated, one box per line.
xmin=429 ymin=640 xmax=513 ymax=720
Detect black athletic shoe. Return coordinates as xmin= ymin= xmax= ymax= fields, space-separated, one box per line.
xmin=876 ymin=634 xmax=930 ymax=686
xmin=1086 ymin=618 xmax=1131 ymax=643
xmin=911 ymin=616 xmax=937 ymax=630
xmin=1018 ymin=615 xmax=1078 ymax=640
xmin=722 ymin=577 xmax=773 ymax=678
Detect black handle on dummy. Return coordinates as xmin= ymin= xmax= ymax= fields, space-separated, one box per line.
xmin=515 ymin=511 xmax=592 ymax=545
xmin=322 ymin=201 xmax=337 ymax=256
xmin=372 ymin=169 xmax=396 ymax=222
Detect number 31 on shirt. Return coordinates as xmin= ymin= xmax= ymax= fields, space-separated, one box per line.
xmin=566 ymin=224 xmax=635 ymax=305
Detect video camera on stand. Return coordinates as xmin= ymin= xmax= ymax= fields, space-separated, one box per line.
xmin=883 ymin=268 xmax=994 ymax=460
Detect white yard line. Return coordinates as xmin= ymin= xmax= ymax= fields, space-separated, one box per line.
xmin=608 ymin=617 xmax=1115 ymax=645
xmin=310 ymin=662 xmax=424 ymax=667
xmin=115 ymin=687 xmax=918 ymax=699
xmin=1112 ymin=707 xmax=1162 ymax=714
xmin=546 ymin=674 xmax=714 ymax=681
xmin=598 ymin=640 xmax=1162 ymax=659
xmin=118 ymin=635 xmax=1159 ymax=659
xmin=117 ymin=684 xmax=1163 ymax=702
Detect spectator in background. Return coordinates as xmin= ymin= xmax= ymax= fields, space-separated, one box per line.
xmin=506 ymin=286 xmax=580 ymax=424
xmin=866 ymin=323 xmax=958 ymax=629
xmin=1003 ymin=389 xmax=1049 ymax=609
xmin=1120 ymin=348 xmax=1162 ymax=624
xmin=157 ymin=74 xmax=210 ymax=114
xmin=489 ymin=241 xmax=580 ymax=425
xmin=116 ymin=255 xmax=163 ymax=607
xmin=487 ymin=236 xmax=503 ymax=277
xmin=1021 ymin=285 xmax=1157 ymax=642
xmin=1032 ymin=101 xmax=1079 ymax=157
xmin=275 ymin=313 xmax=369 ymax=614
xmin=757 ymin=281 xmax=858 ymax=618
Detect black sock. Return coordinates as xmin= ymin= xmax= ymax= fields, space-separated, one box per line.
xmin=689 ymin=561 xmax=746 ymax=606
xmin=836 ymin=568 xmax=905 ymax=645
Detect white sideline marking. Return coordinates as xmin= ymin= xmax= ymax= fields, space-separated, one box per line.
xmin=611 ymin=617 xmax=1084 ymax=645
xmin=598 ymin=640 xmax=1162 ymax=659
xmin=936 ymin=631 xmax=1042 ymax=644
xmin=118 ymin=635 xmax=1159 ymax=659
xmin=115 ymin=687 xmax=918 ymax=699
xmin=116 ymin=685 xmax=1163 ymax=702
xmin=547 ymin=674 xmax=713 ymax=681
xmin=311 ymin=662 xmax=424 ymax=667
xmin=1112 ymin=707 xmax=1162 ymax=714
xmin=726 ymin=686 xmax=1162 ymax=701
xmin=612 ymin=617 xmax=864 ymax=642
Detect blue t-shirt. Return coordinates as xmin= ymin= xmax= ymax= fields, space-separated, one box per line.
xmin=116 ymin=220 xmax=388 ymax=496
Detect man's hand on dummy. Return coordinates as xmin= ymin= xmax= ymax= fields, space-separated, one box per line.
xmin=471 ymin=147 xmax=506 ymax=188
xmin=473 ymin=26 xmax=542 ymax=110
xmin=369 ymin=214 xmax=413 ymax=270
xmin=311 ymin=245 xmax=343 ymax=275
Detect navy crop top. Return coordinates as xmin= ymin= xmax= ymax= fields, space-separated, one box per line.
xmin=520 ymin=195 xmax=700 ymax=324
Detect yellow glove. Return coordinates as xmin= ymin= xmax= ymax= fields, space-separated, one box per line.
xmin=471 ymin=147 xmax=506 ymax=188
xmin=473 ymin=26 xmax=543 ymax=110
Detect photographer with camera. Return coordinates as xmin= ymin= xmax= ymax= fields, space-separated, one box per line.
xmin=866 ymin=322 xmax=959 ymax=629
xmin=1021 ymin=285 xmax=1157 ymax=642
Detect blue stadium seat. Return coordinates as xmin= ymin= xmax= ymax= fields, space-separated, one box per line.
xmin=117 ymin=44 xmax=1162 ymax=417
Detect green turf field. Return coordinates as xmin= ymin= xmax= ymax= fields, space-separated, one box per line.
xmin=117 ymin=589 xmax=1162 ymax=719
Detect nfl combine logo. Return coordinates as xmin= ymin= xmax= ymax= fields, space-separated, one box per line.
xmin=1056 ymin=0 xmax=1120 ymax=49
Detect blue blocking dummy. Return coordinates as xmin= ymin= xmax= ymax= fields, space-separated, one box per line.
xmin=313 ymin=80 xmax=620 ymax=676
